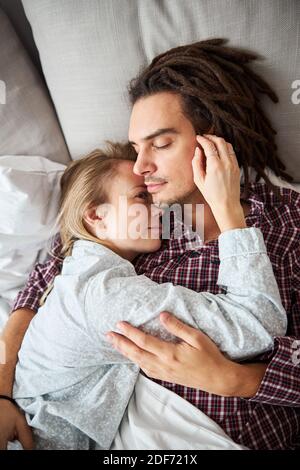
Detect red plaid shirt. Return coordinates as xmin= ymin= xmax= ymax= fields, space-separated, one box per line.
xmin=13 ymin=183 xmax=300 ymax=450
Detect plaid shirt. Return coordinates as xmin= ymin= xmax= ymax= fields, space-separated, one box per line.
xmin=13 ymin=183 xmax=300 ymax=450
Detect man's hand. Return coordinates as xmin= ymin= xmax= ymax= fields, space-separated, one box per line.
xmin=0 ymin=400 xmax=34 ymax=450
xmin=192 ymin=135 xmax=246 ymax=232
xmin=106 ymin=312 xmax=268 ymax=398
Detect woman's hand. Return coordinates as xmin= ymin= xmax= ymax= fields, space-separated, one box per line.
xmin=192 ymin=135 xmax=246 ymax=232
xmin=0 ymin=400 xmax=34 ymax=450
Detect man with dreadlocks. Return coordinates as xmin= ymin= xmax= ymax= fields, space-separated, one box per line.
xmin=1 ymin=39 xmax=299 ymax=450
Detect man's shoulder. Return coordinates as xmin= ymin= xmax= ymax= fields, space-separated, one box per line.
xmin=247 ymin=182 xmax=300 ymax=258
xmin=247 ymin=182 xmax=300 ymax=223
xmin=248 ymin=180 xmax=299 ymax=201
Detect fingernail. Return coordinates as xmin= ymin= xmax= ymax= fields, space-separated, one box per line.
xmin=106 ymin=333 xmax=113 ymax=342
xmin=160 ymin=312 xmax=170 ymax=322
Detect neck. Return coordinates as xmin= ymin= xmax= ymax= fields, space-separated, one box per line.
xmin=106 ymin=241 xmax=137 ymax=262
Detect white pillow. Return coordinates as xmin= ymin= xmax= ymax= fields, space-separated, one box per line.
xmin=0 ymin=8 xmax=70 ymax=165
xmin=243 ymin=168 xmax=300 ymax=193
xmin=0 ymin=156 xmax=65 ymax=328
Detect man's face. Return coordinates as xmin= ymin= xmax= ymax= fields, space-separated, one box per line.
xmin=128 ymin=92 xmax=199 ymax=205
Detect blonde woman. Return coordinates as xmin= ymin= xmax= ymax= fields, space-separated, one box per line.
xmin=11 ymin=140 xmax=286 ymax=450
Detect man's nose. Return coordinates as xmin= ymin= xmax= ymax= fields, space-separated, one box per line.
xmin=133 ymin=149 xmax=156 ymax=176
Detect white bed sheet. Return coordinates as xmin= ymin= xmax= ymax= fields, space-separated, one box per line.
xmin=111 ymin=373 xmax=247 ymax=450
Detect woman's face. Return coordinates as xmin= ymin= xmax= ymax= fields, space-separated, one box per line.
xmin=94 ymin=160 xmax=162 ymax=260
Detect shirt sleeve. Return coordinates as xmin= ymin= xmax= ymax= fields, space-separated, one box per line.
xmin=248 ymin=249 xmax=300 ymax=407
xmin=12 ymin=235 xmax=63 ymax=313
xmin=85 ymin=227 xmax=287 ymax=362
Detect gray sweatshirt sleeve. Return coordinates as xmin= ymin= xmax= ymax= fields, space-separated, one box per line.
xmin=85 ymin=227 xmax=287 ymax=361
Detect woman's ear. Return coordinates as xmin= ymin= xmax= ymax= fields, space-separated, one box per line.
xmin=83 ymin=206 xmax=103 ymax=227
xmin=83 ymin=205 xmax=109 ymax=239
xmin=83 ymin=204 xmax=112 ymax=239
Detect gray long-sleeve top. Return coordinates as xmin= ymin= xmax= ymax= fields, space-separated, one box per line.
xmin=13 ymin=227 xmax=287 ymax=449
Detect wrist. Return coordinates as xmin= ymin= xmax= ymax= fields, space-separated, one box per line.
xmin=221 ymin=361 xmax=268 ymax=398
xmin=212 ymin=204 xmax=246 ymax=232
xmin=0 ymin=395 xmax=19 ymax=408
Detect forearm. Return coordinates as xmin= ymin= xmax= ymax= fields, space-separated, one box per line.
xmin=0 ymin=308 xmax=35 ymax=396
xmin=177 ymin=227 xmax=286 ymax=361
xmin=220 ymin=336 xmax=300 ymax=402
xmin=217 ymin=227 xmax=287 ymax=351
xmin=212 ymin=203 xmax=246 ymax=232
xmin=220 ymin=360 xmax=268 ymax=398
xmin=248 ymin=336 xmax=300 ymax=406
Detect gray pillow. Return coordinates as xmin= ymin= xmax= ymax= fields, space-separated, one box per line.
xmin=0 ymin=8 xmax=70 ymax=165
xmin=22 ymin=0 xmax=299 ymax=180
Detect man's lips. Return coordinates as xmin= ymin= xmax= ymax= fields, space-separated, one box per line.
xmin=145 ymin=182 xmax=166 ymax=193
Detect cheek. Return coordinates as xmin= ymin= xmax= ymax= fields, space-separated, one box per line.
xmin=127 ymin=202 xmax=151 ymax=236
xmin=182 ymin=144 xmax=196 ymax=182
xmin=170 ymin=160 xmax=194 ymax=188
xmin=170 ymin=142 xmax=195 ymax=178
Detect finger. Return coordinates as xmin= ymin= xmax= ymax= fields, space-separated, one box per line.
xmin=192 ymin=146 xmax=206 ymax=186
xmin=0 ymin=439 xmax=7 ymax=451
xmin=196 ymin=135 xmax=220 ymax=163
xmin=160 ymin=312 xmax=207 ymax=348
xmin=106 ymin=331 xmax=157 ymax=366
xmin=16 ymin=416 xmax=35 ymax=450
xmin=226 ymin=142 xmax=239 ymax=167
xmin=113 ymin=321 xmax=167 ymax=356
xmin=203 ymin=135 xmax=231 ymax=163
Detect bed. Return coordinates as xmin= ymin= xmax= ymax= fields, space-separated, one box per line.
xmin=0 ymin=0 xmax=299 ymax=449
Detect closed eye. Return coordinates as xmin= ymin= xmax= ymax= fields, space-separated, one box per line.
xmin=135 ymin=192 xmax=149 ymax=200
xmin=153 ymin=143 xmax=171 ymax=150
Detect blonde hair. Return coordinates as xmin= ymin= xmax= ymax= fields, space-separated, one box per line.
xmin=58 ymin=141 xmax=137 ymax=257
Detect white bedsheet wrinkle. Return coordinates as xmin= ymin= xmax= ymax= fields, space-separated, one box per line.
xmin=111 ymin=374 xmax=247 ymax=450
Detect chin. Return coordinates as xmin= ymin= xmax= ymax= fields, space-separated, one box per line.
xmin=143 ymin=240 xmax=162 ymax=253
xmin=152 ymin=192 xmax=176 ymax=206
xmin=157 ymin=186 xmax=197 ymax=206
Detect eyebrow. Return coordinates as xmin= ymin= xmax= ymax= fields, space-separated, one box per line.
xmin=129 ymin=128 xmax=179 ymax=145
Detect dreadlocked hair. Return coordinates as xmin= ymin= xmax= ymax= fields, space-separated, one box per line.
xmin=128 ymin=38 xmax=293 ymax=196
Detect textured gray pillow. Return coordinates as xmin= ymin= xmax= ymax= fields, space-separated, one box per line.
xmin=0 ymin=8 xmax=70 ymax=165
xmin=22 ymin=0 xmax=299 ymax=180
